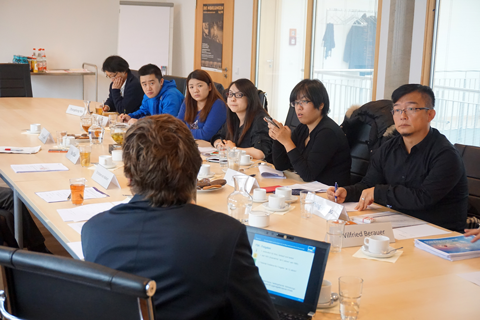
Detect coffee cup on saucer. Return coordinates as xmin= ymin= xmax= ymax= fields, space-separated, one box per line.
xmin=317 ymin=280 xmax=332 ymax=306
xmin=198 ymin=164 xmax=211 ymax=177
xmin=240 ymin=154 xmax=253 ymax=166
xmin=99 ymin=155 xmax=114 ymax=167
xmin=275 ymin=187 xmax=292 ymax=201
xmin=249 ymin=210 xmax=270 ymax=228
xmin=364 ymin=235 xmax=390 ymax=254
xmin=30 ymin=123 xmax=41 ymax=133
xmin=252 ymin=188 xmax=267 ymax=202
xmin=111 ymin=149 xmax=123 ymax=162
xmin=268 ymin=194 xmax=285 ymax=210
xmin=62 ymin=136 xmax=76 ymax=147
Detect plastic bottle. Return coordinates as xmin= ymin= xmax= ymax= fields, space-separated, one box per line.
xmin=42 ymin=48 xmax=47 ymax=71
xmin=31 ymin=48 xmax=37 ymax=72
xmin=38 ymin=49 xmax=45 ymax=72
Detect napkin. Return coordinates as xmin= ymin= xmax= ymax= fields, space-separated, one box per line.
xmin=352 ymin=247 xmax=403 ymax=263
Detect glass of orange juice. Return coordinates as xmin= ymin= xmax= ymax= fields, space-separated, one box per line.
xmin=69 ymin=178 xmax=86 ymax=205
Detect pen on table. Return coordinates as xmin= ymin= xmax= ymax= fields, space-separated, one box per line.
xmin=334 ymin=182 xmax=338 ymax=203
xmin=5 ymin=148 xmax=23 ymax=151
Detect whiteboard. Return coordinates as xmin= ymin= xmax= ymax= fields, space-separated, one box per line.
xmin=118 ymin=2 xmax=174 ymax=75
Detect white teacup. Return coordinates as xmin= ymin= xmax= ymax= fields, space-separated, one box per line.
xmin=268 ymin=194 xmax=285 ymax=209
xmin=275 ymin=187 xmax=292 ymax=201
xmin=198 ymin=164 xmax=211 ymax=177
xmin=240 ymin=154 xmax=253 ymax=165
xmin=249 ymin=211 xmax=270 ymax=228
xmin=30 ymin=123 xmax=41 ymax=133
xmin=252 ymin=188 xmax=267 ymax=201
xmin=318 ymin=280 xmax=332 ymax=305
xmin=99 ymin=155 xmax=114 ymax=167
xmin=111 ymin=149 xmax=123 ymax=162
xmin=62 ymin=136 xmax=76 ymax=147
xmin=364 ymin=235 xmax=390 ymax=254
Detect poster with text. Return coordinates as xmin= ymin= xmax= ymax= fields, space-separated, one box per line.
xmin=201 ymin=4 xmax=224 ymax=71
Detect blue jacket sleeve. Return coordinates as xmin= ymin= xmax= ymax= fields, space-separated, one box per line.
xmin=191 ymin=99 xmax=227 ymax=141
xmin=128 ymin=95 xmax=149 ymax=119
xmin=176 ymin=102 xmax=187 ymax=124
xmin=160 ymin=90 xmax=184 ymax=117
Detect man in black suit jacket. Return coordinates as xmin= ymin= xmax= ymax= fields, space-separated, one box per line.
xmin=82 ymin=115 xmax=279 ymax=320
xmin=102 ymin=55 xmax=144 ymax=114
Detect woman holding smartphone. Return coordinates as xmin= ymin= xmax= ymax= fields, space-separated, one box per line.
xmin=177 ymin=70 xmax=227 ymax=141
xmin=211 ymin=79 xmax=272 ymax=161
xmin=266 ymin=79 xmax=351 ymax=186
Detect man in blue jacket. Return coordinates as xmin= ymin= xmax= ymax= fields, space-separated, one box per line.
xmin=118 ymin=64 xmax=184 ymax=125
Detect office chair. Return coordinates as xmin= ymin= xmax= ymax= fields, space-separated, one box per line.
xmin=164 ymin=75 xmax=187 ymax=96
xmin=214 ymin=82 xmax=224 ymax=96
xmin=0 ymin=247 xmax=156 ymax=320
xmin=258 ymin=90 xmax=268 ymax=112
xmin=0 ymin=64 xmax=33 ymax=97
xmin=454 ymin=144 xmax=480 ymax=229
xmin=284 ymin=105 xmax=301 ymax=131
xmin=130 ymin=69 xmax=139 ymax=78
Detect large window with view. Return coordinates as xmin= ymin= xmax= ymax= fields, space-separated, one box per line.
xmin=430 ymin=0 xmax=480 ymax=146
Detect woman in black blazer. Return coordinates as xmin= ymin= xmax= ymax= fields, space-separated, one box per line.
xmin=102 ymin=55 xmax=144 ymax=114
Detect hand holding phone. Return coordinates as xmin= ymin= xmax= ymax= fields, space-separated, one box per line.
xmin=264 ymin=116 xmax=280 ymax=128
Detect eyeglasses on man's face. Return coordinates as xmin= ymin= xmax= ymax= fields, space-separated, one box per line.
xmin=290 ymin=99 xmax=311 ymax=108
xmin=227 ymin=91 xmax=245 ymax=99
xmin=391 ymin=107 xmax=431 ymax=116
xmin=105 ymin=72 xmax=118 ymax=79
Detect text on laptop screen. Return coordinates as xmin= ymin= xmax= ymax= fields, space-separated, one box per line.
xmin=252 ymin=234 xmax=315 ymax=302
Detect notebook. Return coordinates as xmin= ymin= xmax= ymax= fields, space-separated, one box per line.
xmin=246 ymin=226 xmax=331 ymax=319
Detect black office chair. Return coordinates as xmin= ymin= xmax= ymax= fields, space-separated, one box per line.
xmin=258 ymin=90 xmax=268 ymax=112
xmin=0 ymin=64 xmax=33 ymax=97
xmin=454 ymin=143 xmax=480 ymax=229
xmin=164 ymin=75 xmax=187 ymax=96
xmin=214 ymin=82 xmax=224 ymax=96
xmin=0 ymin=247 xmax=156 ymax=320
xmin=284 ymin=105 xmax=301 ymax=131
xmin=130 ymin=69 xmax=139 ymax=78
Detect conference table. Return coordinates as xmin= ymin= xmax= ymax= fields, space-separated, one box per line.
xmin=0 ymin=98 xmax=479 ymax=319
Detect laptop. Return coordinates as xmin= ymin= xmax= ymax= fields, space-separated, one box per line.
xmin=246 ymin=226 xmax=331 ymax=319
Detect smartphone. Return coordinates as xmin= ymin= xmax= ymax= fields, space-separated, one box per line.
xmin=264 ymin=116 xmax=280 ymax=128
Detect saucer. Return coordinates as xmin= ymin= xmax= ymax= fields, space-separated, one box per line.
xmin=284 ymin=195 xmax=298 ymax=203
xmin=198 ymin=173 xmax=215 ymax=179
xmin=361 ymin=245 xmax=396 ymax=258
xmin=317 ymin=294 xmax=339 ymax=309
xmin=240 ymin=161 xmax=253 ymax=166
xmin=99 ymin=163 xmax=116 ymax=169
xmin=262 ymin=202 xmax=291 ymax=212
xmin=26 ymin=130 xmax=40 ymax=134
xmin=253 ymin=198 xmax=268 ymax=203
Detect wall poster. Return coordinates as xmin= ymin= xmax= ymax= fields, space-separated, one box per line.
xmin=201 ymin=4 xmax=224 ymax=71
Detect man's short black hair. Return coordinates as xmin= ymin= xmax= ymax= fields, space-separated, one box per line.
xmin=138 ymin=64 xmax=163 ymax=82
xmin=102 ymin=56 xmax=129 ymax=73
xmin=289 ymin=79 xmax=330 ymax=115
xmin=392 ymin=84 xmax=435 ymax=108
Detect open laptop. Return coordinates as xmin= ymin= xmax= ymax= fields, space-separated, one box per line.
xmin=246 ymin=226 xmax=331 ymax=319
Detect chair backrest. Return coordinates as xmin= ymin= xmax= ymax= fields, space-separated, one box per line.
xmin=163 ymin=75 xmax=187 ymax=96
xmin=130 ymin=69 xmax=139 ymax=79
xmin=454 ymin=144 xmax=480 ymax=219
xmin=284 ymin=105 xmax=300 ymax=131
xmin=0 ymin=247 xmax=156 ymax=320
xmin=258 ymin=90 xmax=268 ymax=112
xmin=0 ymin=64 xmax=33 ymax=97
xmin=346 ymin=122 xmax=371 ymax=184
xmin=214 ymin=82 xmax=224 ymax=97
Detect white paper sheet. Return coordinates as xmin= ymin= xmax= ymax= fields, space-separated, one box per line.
xmin=341 ymin=202 xmax=382 ymax=212
xmin=287 ymin=181 xmax=330 ymax=192
xmin=393 ymin=224 xmax=450 ymax=240
xmin=68 ymin=222 xmax=86 ymax=235
xmin=458 ymin=271 xmax=480 ymax=287
xmin=36 ymin=187 xmax=109 ymax=203
xmin=353 ymin=211 xmax=427 ymax=228
xmin=258 ymin=165 xmax=286 ymax=179
xmin=11 ymin=163 xmax=69 ymax=173
xmin=198 ymin=146 xmax=217 ymax=154
xmin=58 ymin=202 xmax=114 ymax=222
xmin=67 ymin=241 xmax=84 ymax=260
xmin=0 ymin=146 xmax=41 ymax=154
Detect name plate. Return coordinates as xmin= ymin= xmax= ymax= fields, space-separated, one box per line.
xmin=92 ymin=165 xmax=120 ymax=190
xmin=66 ymin=105 xmax=85 ymax=116
xmin=93 ymin=114 xmax=109 ymax=127
xmin=311 ymin=195 xmax=350 ymax=221
xmin=342 ymin=222 xmax=395 ymax=248
xmin=66 ymin=145 xmax=80 ymax=164
xmin=38 ymin=128 xmax=54 ymax=144
xmin=224 ymin=169 xmax=259 ymax=193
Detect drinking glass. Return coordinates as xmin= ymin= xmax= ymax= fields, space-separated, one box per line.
xmin=79 ymin=144 xmax=91 ymax=167
xmin=56 ymin=131 xmax=67 ymax=147
xmin=217 ymin=145 xmax=229 ymax=172
xmin=69 ymin=178 xmax=86 ymax=206
xmin=227 ymin=148 xmax=241 ymax=171
xmin=339 ymin=276 xmax=363 ymax=320
xmin=300 ymin=190 xmax=314 ymax=219
xmin=326 ymin=219 xmax=346 ymax=253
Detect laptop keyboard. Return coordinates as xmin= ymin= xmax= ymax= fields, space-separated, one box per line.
xmin=277 ymin=310 xmax=311 ymax=320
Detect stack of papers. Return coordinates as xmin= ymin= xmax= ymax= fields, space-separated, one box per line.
xmin=11 ymin=163 xmax=69 ymax=173
xmin=198 ymin=146 xmax=217 ymax=154
xmin=288 ymin=181 xmax=330 ymax=192
xmin=414 ymin=236 xmax=480 ymax=261
xmin=258 ymin=165 xmax=285 ymax=179
xmin=58 ymin=203 xmax=114 ymax=222
xmin=36 ymin=187 xmax=109 ymax=203
xmin=1 ymin=146 xmax=41 ymax=154
xmin=352 ymin=211 xmax=427 ymax=228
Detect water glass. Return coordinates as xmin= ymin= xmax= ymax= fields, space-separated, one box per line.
xmin=326 ymin=219 xmax=346 ymax=253
xmin=56 ymin=130 xmax=67 ymax=147
xmin=217 ymin=145 xmax=229 ymax=172
xmin=339 ymin=276 xmax=363 ymax=320
xmin=227 ymin=148 xmax=241 ymax=171
xmin=299 ymin=190 xmax=314 ymax=219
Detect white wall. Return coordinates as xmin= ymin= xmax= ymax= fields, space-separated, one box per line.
xmin=1 ymin=0 xmax=254 ymax=101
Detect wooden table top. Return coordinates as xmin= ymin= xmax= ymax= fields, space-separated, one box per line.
xmin=1 ymin=98 xmax=479 ymax=319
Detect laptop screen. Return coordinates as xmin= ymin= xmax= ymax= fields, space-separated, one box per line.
xmin=246 ymin=226 xmax=330 ymax=314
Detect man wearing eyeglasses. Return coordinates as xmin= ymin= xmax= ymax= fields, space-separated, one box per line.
xmin=327 ymin=84 xmax=468 ymax=232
